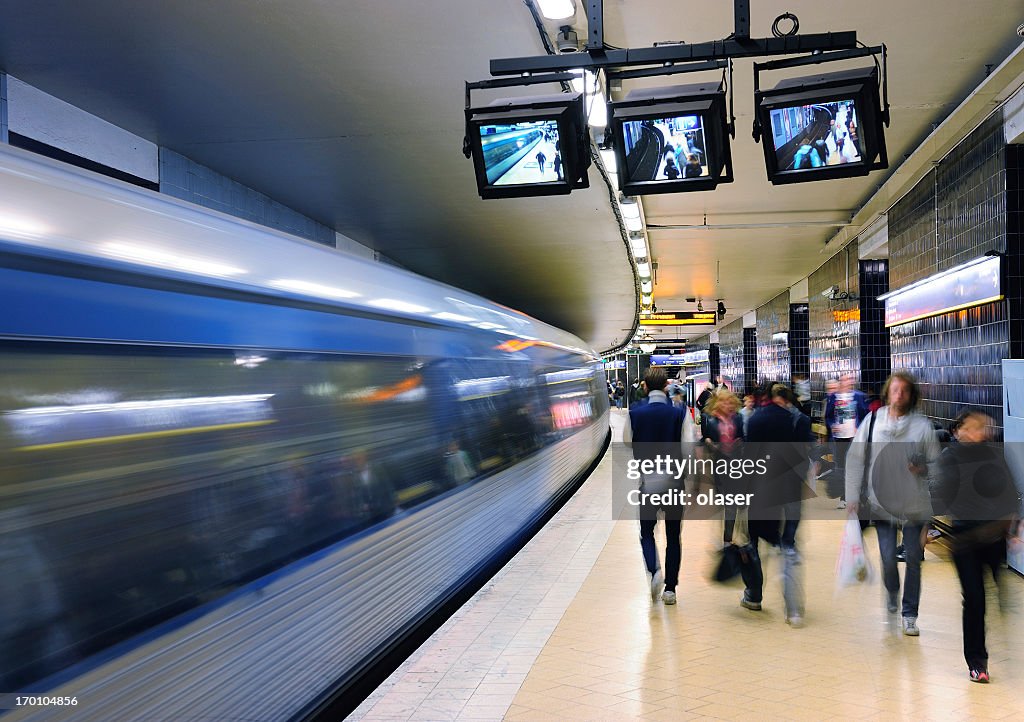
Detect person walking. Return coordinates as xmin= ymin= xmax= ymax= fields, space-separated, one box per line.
xmin=845 ymin=371 xmax=940 ymax=637
xmin=740 ymin=383 xmax=814 ymax=627
xmin=934 ymin=409 xmax=1022 ymax=682
xmin=826 ymin=372 xmax=870 ymax=508
xmin=623 ymin=368 xmax=687 ymax=605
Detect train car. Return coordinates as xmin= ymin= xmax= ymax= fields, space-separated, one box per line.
xmin=0 ymin=144 xmax=609 ymax=720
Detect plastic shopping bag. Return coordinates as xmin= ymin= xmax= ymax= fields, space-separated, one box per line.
xmin=836 ymin=517 xmax=875 ymax=587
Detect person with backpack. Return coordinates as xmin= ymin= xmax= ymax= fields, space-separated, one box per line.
xmin=845 ymin=371 xmax=940 ymax=637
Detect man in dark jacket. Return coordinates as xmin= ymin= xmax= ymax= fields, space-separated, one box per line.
xmin=740 ymin=383 xmax=814 ymax=627
xmin=933 ymin=409 xmax=1022 ymax=682
xmin=624 ymin=367 xmax=687 ymax=605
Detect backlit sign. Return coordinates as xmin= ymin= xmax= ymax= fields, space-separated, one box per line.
xmin=639 ymin=311 xmax=718 ymax=326
xmin=880 ymin=255 xmax=1001 ymax=327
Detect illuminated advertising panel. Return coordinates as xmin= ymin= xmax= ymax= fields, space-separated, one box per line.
xmin=639 ymin=311 xmax=718 ymax=326
xmin=881 ymin=255 xmax=1001 ymax=327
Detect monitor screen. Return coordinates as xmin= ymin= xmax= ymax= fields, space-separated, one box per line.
xmin=619 ymin=115 xmax=709 ymax=184
xmin=767 ymin=99 xmax=864 ymax=172
xmin=478 ymin=120 xmax=564 ymax=186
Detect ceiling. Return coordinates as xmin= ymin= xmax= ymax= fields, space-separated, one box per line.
xmin=0 ymin=1 xmax=1020 ymax=352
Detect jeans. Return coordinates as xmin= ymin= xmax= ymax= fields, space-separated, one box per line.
xmin=876 ymin=520 xmax=924 ymax=618
xmin=830 ymin=438 xmax=853 ymax=500
xmin=640 ymin=507 xmax=683 ymax=592
xmin=952 ymin=532 xmax=1004 ymax=670
xmin=739 ymin=517 xmax=804 ymax=618
xmin=616 ymin=397 xmax=623 ymax=409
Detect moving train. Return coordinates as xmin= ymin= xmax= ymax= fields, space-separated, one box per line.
xmin=480 ymin=124 xmax=546 ymax=183
xmin=0 ymin=143 xmax=609 ymax=720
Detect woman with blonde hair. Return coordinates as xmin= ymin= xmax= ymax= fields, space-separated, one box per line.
xmin=701 ymin=388 xmax=745 ymax=544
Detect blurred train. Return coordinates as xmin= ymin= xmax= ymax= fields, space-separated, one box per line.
xmin=0 ymin=144 xmax=608 ymax=720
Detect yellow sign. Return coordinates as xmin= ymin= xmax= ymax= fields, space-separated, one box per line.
xmin=831 ymin=308 xmax=860 ymax=323
xmin=640 ymin=311 xmax=717 ymax=326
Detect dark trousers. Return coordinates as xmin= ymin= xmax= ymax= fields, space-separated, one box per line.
xmin=876 ymin=520 xmax=924 ymax=618
xmin=738 ymin=517 xmax=781 ymax=604
xmin=640 ymin=507 xmax=683 ymax=592
xmin=830 ymin=438 xmax=853 ymax=500
xmin=952 ymin=536 xmax=1004 ymax=670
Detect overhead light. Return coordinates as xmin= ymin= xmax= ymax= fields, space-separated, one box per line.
xmin=639 ymin=342 xmax=658 ymax=353
xmin=536 ymin=0 xmax=576 ymax=20
xmin=625 ymin=215 xmax=643 ymax=232
xmin=637 ymin=262 xmax=651 ymax=277
xmin=641 ymin=294 xmax=652 ymax=304
xmin=697 ymin=300 xmax=704 ymax=312
xmin=630 ymin=236 xmax=647 ymax=258
xmin=571 ymin=69 xmax=596 ymax=94
xmin=367 ymin=298 xmax=430 ymax=314
xmin=717 ymin=300 xmax=727 ymax=315
xmin=619 ymin=197 xmax=641 ymax=219
xmin=641 ymin=280 xmax=652 ymax=293
xmin=600 ymin=148 xmax=617 ymax=174
xmin=101 ymin=242 xmax=246 ymax=278
xmin=268 ymin=279 xmax=360 ymax=299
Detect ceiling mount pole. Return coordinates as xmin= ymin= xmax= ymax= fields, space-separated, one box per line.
xmin=734 ymin=0 xmax=750 ymax=40
xmin=586 ymin=0 xmax=603 ymax=51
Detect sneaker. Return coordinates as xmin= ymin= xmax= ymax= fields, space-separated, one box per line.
xmin=662 ymin=590 xmax=677 ymax=605
xmin=969 ymin=668 xmax=990 ymax=683
xmin=836 ymin=500 xmax=847 ymax=510
xmin=886 ymin=591 xmax=899 ymax=614
xmin=785 ymin=614 xmax=804 ymax=628
xmin=650 ymin=568 xmax=664 ymax=602
xmin=896 ymin=544 xmax=906 ymax=563
xmin=783 ymin=546 xmax=802 ymax=565
xmin=740 ymin=593 xmax=762 ymax=611
xmin=902 ymin=617 xmax=920 ymax=636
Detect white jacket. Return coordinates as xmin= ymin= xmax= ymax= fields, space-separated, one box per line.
xmin=844 ymin=408 xmax=940 ymax=521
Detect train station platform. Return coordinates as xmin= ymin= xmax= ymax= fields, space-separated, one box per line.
xmin=348 ymin=412 xmax=1024 ymax=721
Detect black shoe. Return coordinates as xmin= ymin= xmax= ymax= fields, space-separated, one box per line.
xmin=896 ymin=544 xmax=906 ymax=563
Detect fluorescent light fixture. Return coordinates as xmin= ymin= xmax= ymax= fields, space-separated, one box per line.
xmin=571 ymin=69 xmax=597 ymax=94
xmin=641 ymin=281 xmax=653 ymax=293
xmin=630 ymin=234 xmax=647 ymax=258
xmin=637 ymin=262 xmax=651 ymax=277
xmin=619 ymin=198 xmax=641 ymax=219
xmin=641 ymin=294 xmax=653 ymax=304
xmin=367 ymin=298 xmax=430 ymax=314
xmin=101 ymin=242 xmax=246 ymax=277
xmin=268 ymin=278 xmax=360 ymax=299
xmin=625 ymin=215 xmax=643 ymax=232
xmin=433 ymin=311 xmax=474 ymax=323
xmin=600 ymin=148 xmax=617 ymax=174
xmin=536 ymin=0 xmax=576 ymax=20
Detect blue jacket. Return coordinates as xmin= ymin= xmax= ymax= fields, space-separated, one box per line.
xmin=627 ymin=392 xmax=685 ymax=459
xmin=824 ymin=390 xmax=869 ymax=439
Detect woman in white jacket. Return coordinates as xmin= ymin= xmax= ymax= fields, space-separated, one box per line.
xmin=845 ymin=371 xmax=940 ymax=637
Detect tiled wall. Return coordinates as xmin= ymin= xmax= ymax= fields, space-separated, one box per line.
xmin=789 ymin=303 xmax=810 ymax=381
xmin=755 ymin=290 xmax=791 ymax=384
xmin=710 ymin=343 xmax=720 ymax=382
xmin=1005 ymin=144 xmax=1024 ymax=360
xmin=717 ymin=319 xmax=745 ymax=393
xmin=887 ymin=114 xmax=1011 ymax=430
xmin=858 ymin=260 xmax=891 ymax=396
xmin=160 ymin=148 xmax=336 ymax=247
xmin=686 ymin=336 xmax=712 ymax=380
xmin=808 ymin=242 xmax=860 ymax=420
xmin=743 ymin=327 xmax=758 ymax=393
xmin=0 ymin=73 xmax=7 ymax=144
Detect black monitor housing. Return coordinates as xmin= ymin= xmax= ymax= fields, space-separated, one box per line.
xmin=608 ymin=82 xmax=733 ymax=195
xmin=754 ymin=66 xmax=887 ymax=185
xmin=465 ymin=93 xmax=591 ymax=199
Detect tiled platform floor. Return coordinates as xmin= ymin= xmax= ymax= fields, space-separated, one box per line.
xmin=349 ymin=411 xmax=1024 ymax=721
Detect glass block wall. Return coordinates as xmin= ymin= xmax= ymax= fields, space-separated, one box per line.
xmin=743 ymin=327 xmax=758 ymax=393
xmin=887 ymin=114 xmax=1011 ymax=430
xmin=717 ymin=319 xmax=745 ymax=393
xmin=858 ymin=260 xmax=891 ymax=398
xmin=790 ymin=303 xmax=810 ymax=381
xmin=808 ymin=242 xmax=861 ymax=421
xmin=755 ymin=290 xmax=791 ymax=384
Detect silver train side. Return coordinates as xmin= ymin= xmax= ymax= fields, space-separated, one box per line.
xmin=0 ymin=145 xmax=609 ymax=720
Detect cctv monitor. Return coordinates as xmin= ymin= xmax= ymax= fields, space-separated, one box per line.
xmin=756 ymin=67 xmax=887 ymax=185
xmin=466 ymin=93 xmax=591 ymax=199
xmin=609 ymin=83 xmax=732 ymax=195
